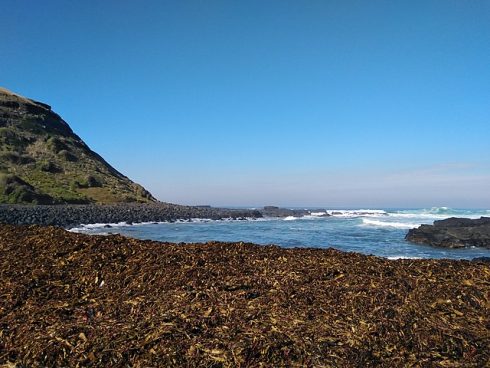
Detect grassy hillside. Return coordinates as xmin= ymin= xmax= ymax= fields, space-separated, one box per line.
xmin=0 ymin=87 xmax=156 ymax=204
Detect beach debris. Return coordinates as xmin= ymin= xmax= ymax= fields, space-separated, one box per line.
xmin=0 ymin=224 xmax=488 ymax=366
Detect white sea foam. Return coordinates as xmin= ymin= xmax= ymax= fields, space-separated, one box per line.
xmin=421 ymin=207 xmax=468 ymax=215
xmin=310 ymin=211 xmax=327 ymax=216
xmin=68 ymin=222 xmax=136 ymax=232
xmin=388 ymin=213 xmax=449 ymax=219
xmin=68 ymin=217 xmax=267 ymax=232
xmin=387 ymin=256 xmax=423 ymax=260
xmin=284 ymin=216 xmax=299 ymax=221
xmin=326 ymin=209 xmax=388 ymax=218
xmin=361 ymin=219 xmax=419 ymax=229
xmin=390 ymin=207 xmax=488 ymax=220
xmin=302 ymin=215 xmax=325 ymax=220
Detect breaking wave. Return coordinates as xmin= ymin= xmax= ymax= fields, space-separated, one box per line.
xmin=361 ymin=219 xmax=419 ymax=229
xmin=326 ymin=209 xmax=388 ymax=218
xmin=390 ymin=207 xmax=489 ymax=220
xmin=69 ymin=217 xmax=263 ymax=233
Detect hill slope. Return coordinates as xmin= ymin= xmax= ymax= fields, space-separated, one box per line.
xmin=0 ymin=87 xmax=156 ymax=204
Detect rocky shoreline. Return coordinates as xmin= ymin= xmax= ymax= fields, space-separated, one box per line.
xmin=0 ymin=203 xmax=329 ymax=228
xmin=260 ymin=205 xmax=329 ymax=218
xmin=0 ymin=203 xmax=264 ymax=228
xmin=0 ymin=224 xmax=488 ymax=366
xmin=406 ymin=217 xmax=490 ymax=249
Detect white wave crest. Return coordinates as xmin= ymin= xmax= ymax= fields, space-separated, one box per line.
xmin=68 ymin=217 xmax=268 ymax=232
xmin=310 ymin=211 xmax=327 ymax=216
xmin=283 ymin=216 xmax=299 ymax=221
xmin=326 ymin=209 xmax=388 ymax=218
xmin=68 ymin=221 xmax=138 ymax=232
xmin=388 ymin=213 xmax=451 ymax=220
xmin=361 ymin=218 xmax=419 ymax=229
xmin=391 ymin=208 xmax=488 ymax=220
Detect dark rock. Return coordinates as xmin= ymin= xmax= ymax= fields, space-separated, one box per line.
xmin=434 ymin=217 xmax=490 ymax=228
xmin=406 ymin=217 xmax=490 ymax=249
xmin=0 ymin=203 xmax=263 ymax=228
xmin=260 ymin=206 xmax=329 ymax=218
xmin=472 ymin=257 xmax=490 ymax=263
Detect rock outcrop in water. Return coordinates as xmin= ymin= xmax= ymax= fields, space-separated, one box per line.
xmin=0 ymin=87 xmax=155 ymax=204
xmin=261 ymin=206 xmax=329 ymax=217
xmin=406 ymin=217 xmax=490 ymax=249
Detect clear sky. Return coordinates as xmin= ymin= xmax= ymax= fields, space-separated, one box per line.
xmin=2 ymin=1 xmax=489 ymax=208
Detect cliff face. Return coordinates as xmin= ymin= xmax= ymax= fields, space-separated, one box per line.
xmin=0 ymin=87 xmax=156 ymax=204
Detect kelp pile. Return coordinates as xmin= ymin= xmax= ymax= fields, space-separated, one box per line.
xmin=0 ymin=225 xmax=489 ymax=367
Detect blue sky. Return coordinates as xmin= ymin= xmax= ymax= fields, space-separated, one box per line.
xmin=2 ymin=1 xmax=489 ymax=207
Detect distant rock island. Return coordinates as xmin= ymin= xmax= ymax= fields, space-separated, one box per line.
xmin=261 ymin=206 xmax=329 ymax=217
xmin=0 ymin=87 xmax=155 ymax=204
xmin=406 ymin=217 xmax=490 ymax=249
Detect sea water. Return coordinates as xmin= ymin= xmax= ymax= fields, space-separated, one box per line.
xmin=70 ymin=207 xmax=490 ymax=260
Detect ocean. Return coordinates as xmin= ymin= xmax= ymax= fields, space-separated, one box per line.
xmin=70 ymin=207 xmax=490 ymax=260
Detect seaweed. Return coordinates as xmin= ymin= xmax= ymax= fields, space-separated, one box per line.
xmin=0 ymin=225 xmax=488 ymax=367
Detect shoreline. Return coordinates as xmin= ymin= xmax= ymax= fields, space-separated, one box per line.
xmin=3 ymin=205 xmax=489 ymax=261
xmin=0 ymin=224 xmax=489 ymax=366
xmin=67 ymin=217 xmax=268 ymax=233
xmin=0 ymin=203 xmax=330 ymax=228
xmin=0 ymin=203 xmax=263 ymax=228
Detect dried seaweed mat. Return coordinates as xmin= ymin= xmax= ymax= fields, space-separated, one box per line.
xmin=0 ymin=225 xmax=489 ymax=367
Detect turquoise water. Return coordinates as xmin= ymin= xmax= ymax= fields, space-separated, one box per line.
xmin=71 ymin=207 xmax=490 ymax=260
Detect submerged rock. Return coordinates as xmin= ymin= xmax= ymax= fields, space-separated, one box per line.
xmin=406 ymin=217 xmax=490 ymax=249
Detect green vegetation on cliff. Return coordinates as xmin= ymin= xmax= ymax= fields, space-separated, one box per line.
xmin=0 ymin=87 xmax=156 ymax=204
